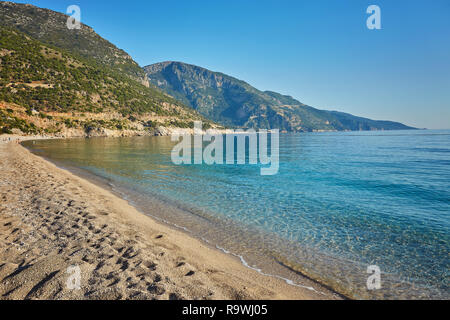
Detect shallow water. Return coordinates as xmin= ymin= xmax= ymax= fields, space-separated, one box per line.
xmin=24 ymin=130 xmax=450 ymax=299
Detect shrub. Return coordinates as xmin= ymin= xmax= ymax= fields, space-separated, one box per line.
xmin=1 ymin=127 xmax=12 ymax=134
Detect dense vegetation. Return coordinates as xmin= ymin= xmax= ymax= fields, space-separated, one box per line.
xmin=145 ymin=62 xmax=416 ymax=132
xmin=0 ymin=26 xmax=196 ymax=116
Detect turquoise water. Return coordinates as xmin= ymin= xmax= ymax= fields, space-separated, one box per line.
xmin=24 ymin=130 xmax=449 ymax=299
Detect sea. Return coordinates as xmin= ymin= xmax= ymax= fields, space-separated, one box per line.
xmin=23 ymin=129 xmax=450 ymax=299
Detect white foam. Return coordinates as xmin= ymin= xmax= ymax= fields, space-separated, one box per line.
xmin=214 ymin=245 xmax=322 ymax=294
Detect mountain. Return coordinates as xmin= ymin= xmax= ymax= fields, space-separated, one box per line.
xmin=144 ymin=61 xmax=415 ymax=132
xmin=0 ymin=1 xmax=146 ymax=85
xmin=0 ymin=2 xmax=214 ymax=136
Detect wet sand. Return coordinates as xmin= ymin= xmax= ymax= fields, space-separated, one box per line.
xmin=0 ymin=136 xmax=338 ymax=300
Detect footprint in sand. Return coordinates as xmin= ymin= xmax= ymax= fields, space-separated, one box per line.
xmin=144 ymin=261 xmax=157 ymax=271
xmin=147 ymin=284 xmax=165 ymax=295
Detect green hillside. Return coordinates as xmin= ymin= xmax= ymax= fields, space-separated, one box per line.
xmin=0 ymin=1 xmax=145 ymax=83
xmin=0 ymin=2 xmax=212 ymax=135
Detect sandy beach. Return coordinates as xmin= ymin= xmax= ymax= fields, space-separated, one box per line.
xmin=0 ymin=135 xmax=337 ymax=300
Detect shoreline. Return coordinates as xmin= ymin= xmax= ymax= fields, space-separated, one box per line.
xmin=0 ymin=135 xmax=340 ymax=300
xmin=38 ymin=158 xmax=348 ymax=299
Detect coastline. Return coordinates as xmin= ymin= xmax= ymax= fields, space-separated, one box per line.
xmin=0 ymin=135 xmax=339 ymax=300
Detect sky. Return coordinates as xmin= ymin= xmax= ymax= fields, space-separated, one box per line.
xmin=8 ymin=0 xmax=450 ymax=129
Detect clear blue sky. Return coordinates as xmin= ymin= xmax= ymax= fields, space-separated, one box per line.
xmin=10 ymin=0 xmax=450 ymax=128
